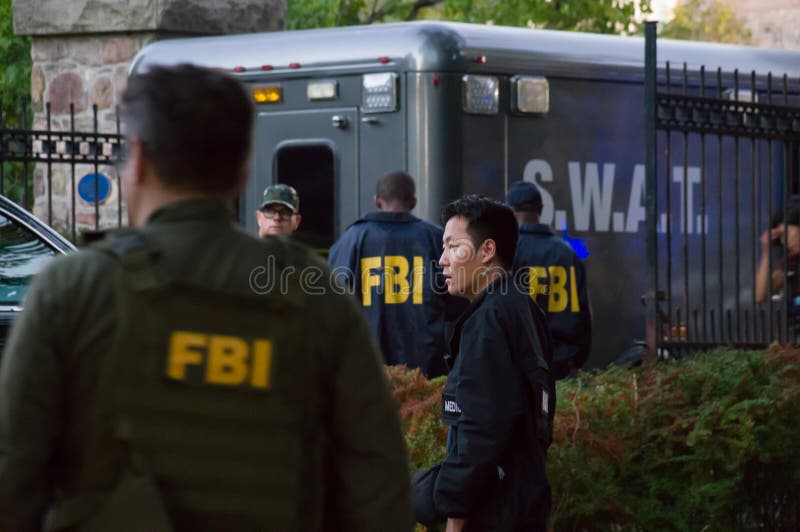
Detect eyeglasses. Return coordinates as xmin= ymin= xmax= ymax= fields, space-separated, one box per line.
xmin=261 ymin=205 xmax=295 ymax=220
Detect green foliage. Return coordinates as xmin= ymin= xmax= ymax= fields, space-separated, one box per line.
xmin=660 ymin=0 xmax=752 ymax=45
xmin=443 ymin=0 xmax=652 ymax=35
xmin=0 ymin=0 xmax=31 ymax=123
xmin=0 ymin=0 xmax=33 ymax=206
xmin=286 ymin=0 xmax=437 ymax=29
xmin=386 ymin=365 xmax=448 ymax=471
xmin=288 ymin=0 xmax=653 ymax=35
xmin=387 ymin=346 xmax=800 ymax=530
xmin=287 ymin=0 xmax=357 ymax=29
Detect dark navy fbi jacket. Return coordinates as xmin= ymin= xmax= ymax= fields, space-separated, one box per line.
xmin=513 ymin=223 xmax=591 ymax=378
xmin=328 ymin=211 xmax=464 ymax=378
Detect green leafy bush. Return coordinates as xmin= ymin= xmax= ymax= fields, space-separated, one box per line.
xmin=387 ymin=346 xmax=800 ymax=530
xmin=0 ymin=0 xmax=33 ymax=207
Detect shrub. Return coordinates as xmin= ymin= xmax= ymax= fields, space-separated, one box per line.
xmin=387 ymin=346 xmax=800 ymax=530
xmin=385 ymin=365 xmax=447 ymax=472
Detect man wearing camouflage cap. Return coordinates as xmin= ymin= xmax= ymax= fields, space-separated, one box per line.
xmin=256 ymin=183 xmax=302 ymax=237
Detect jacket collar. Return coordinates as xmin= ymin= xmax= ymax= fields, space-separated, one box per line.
xmin=519 ymin=222 xmax=555 ymax=236
xmin=146 ymin=198 xmax=234 ymax=225
xmin=360 ymin=211 xmax=420 ymax=224
xmin=447 ymin=272 xmax=512 ymax=363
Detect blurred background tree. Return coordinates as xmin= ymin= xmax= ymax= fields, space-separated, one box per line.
xmin=441 ymin=0 xmax=651 ymax=34
xmin=0 ymin=0 xmax=31 ymax=124
xmin=0 ymin=0 xmax=33 ymax=206
xmin=288 ymin=0 xmax=654 ymax=35
xmin=660 ymin=0 xmax=752 ymax=44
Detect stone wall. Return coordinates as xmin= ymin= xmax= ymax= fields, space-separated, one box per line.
xmin=14 ymin=0 xmax=285 ymax=235
xmin=30 ymin=34 xmax=150 ymax=232
xmin=14 ymin=0 xmax=285 ymax=36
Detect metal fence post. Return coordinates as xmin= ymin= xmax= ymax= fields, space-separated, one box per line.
xmin=644 ymin=21 xmax=658 ymax=363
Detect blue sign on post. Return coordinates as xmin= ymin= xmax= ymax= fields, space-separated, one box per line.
xmin=78 ymin=173 xmax=111 ymax=204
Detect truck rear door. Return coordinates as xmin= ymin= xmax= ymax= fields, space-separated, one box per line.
xmin=245 ymin=108 xmax=359 ymax=254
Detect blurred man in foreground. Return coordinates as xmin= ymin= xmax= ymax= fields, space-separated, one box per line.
xmin=0 ymin=64 xmax=411 ymax=532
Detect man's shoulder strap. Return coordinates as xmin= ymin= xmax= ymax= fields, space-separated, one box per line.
xmin=90 ymin=229 xmax=169 ymax=292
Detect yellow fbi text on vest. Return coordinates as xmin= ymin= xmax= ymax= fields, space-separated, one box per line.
xmin=528 ymin=266 xmax=580 ymax=313
xmin=360 ymin=255 xmax=424 ymax=307
xmin=166 ymin=331 xmax=273 ymax=389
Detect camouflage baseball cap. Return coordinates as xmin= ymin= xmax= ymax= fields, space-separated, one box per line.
xmin=260 ymin=184 xmax=300 ymax=213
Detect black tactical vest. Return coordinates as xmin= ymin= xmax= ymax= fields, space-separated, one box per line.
xmin=52 ymin=231 xmax=326 ymax=531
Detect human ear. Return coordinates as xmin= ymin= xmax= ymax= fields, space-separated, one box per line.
xmin=480 ymin=239 xmax=497 ymax=265
xmin=124 ymin=137 xmax=147 ymax=186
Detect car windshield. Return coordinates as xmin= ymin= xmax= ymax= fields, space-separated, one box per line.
xmin=0 ymin=214 xmax=59 ymax=307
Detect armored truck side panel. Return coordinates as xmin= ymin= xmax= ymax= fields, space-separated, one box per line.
xmin=131 ymin=21 xmax=800 ymax=368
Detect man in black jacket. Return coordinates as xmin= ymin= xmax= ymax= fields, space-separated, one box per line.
xmin=0 ymin=64 xmax=411 ymax=532
xmin=412 ymin=195 xmax=555 ymax=531
xmin=506 ymin=180 xmax=591 ymax=379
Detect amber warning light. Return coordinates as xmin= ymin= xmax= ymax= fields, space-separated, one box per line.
xmin=252 ymin=86 xmax=282 ymax=104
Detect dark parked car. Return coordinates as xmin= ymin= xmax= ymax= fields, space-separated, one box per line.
xmin=0 ymin=195 xmax=76 ymax=350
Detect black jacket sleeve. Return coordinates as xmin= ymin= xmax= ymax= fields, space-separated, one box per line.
xmin=328 ymin=229 xmax=358 ymax=291
xmin=433 ymin=307 xmax=524 ymax=517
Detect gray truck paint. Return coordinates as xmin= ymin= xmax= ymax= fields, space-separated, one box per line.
xmin=131 ymin=21 xmax=800 ymax=368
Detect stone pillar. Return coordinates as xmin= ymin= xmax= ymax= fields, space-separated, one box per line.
xmin=14 ymin=0 xmax=285 ymax=233
xmin=27 ymin=34 xmax=149 ymax=233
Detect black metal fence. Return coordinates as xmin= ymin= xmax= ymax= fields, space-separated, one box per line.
xmin=645 ymin=23 xmax=800 ymax=357
xmin=0 ymin=101 xmax=124 ymax=242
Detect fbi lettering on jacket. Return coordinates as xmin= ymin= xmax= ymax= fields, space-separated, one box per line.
xmin=527 ymin=265 xmax=580 ymax=313
xmin=165 ymin=330 xmax=273 ymax=389
xmin=360 ymin=255 xmax=424 ymax=306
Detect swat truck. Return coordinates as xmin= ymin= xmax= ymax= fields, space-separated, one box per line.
xmin=131 ymin=21 xmax=800 ymax=369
